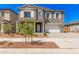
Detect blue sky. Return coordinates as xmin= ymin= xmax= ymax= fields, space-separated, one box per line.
xmin=0 ymin=4 xmax=79 ymax=23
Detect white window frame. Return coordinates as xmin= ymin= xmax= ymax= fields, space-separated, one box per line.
xmin=54 ymin=12 xmax=61 ymax=19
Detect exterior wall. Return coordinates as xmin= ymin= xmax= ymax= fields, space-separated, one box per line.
xmin=44 ymin=11 xmax=64 ymax=33
xmin=10 ymin=11 xmax=18 ymax=33
xmin=4 ymin=13 xmax=10 ymax=21
xmin=0 ymin=21 xmax=4 ymax=34
xmin=19 ymin=10 xmax=36 ymax=19
xmin=66 ymin=25 xmax=79 ymax=32
xmin=19 ymin=8 xmax=64 ymax=24
xmin=0 ymin=10 xmax=18 ymax=21
xmin=10 ymin=11 xmax=18 ymax=21
xmin=47 ymin=11 xmax=64 ymax=24
xmin=37 ymin=9 xmax=44 ymax=20
xmin=18 ymin=5 xmax=64 ymax=33
xmin=0 ymin=10 xmax=18 ymax=33
xmin=0 ymin=10 xmax=10 ymax=21
xmin=9 ymin=11 xmax=17 ymax=33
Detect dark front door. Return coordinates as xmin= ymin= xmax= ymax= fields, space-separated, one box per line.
xmin=36 ymin=23 xmax=42 ymax=32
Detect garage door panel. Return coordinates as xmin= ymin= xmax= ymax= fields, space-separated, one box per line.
xmin=49 ymin=29 xmax=60 ymax=32
xmin=45 ymin=24 xmax=60 ymax=32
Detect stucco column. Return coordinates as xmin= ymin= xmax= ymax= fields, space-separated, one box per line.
xmin=16 ymin=21 xmax=18 ymax=33
xmin=34 ymin=22 xmax=36 ymax=33
xmin=1 ymin=21 xmax=4 ymax=34
xmin=42 ymin=21 xmax=45 ymax=33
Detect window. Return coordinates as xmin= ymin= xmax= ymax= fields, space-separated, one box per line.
xmin=56 ymin=13 xmax=59 ymax=18
xmin=24 ymin=12 xmax=31 ymax=17
xmin=54 ymin=12 xmax=61 ymax=19
xmin=45 ymin=13 xmax=50 ymax=19
xmin=1 ymin=12 xmax=4 ymax=17
xmin=38 ymin=11 xmax=42 ymax=15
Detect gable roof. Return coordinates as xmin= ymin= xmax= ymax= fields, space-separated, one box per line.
xmin=0 ymin=9 xmax=18 ymax=15
xmin=65 ymin=20 xmax=79 ymax=26
xmin=18 ymin=4 xmax=64 ymax=12
xmin=18 ymin=4 xmax=49 ymax=10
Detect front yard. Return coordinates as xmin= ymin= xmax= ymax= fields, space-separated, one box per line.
xmin=0 ymin=42 xmax=59 ymax=48
xmin=0 ymin=33 xmax=58 ymax=48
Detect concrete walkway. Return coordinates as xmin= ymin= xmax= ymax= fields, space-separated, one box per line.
xmin=0 ymin=48 xmax=79 ymax=54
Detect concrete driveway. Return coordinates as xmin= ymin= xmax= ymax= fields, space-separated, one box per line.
xmin=48 ymin=32 xmax=79 ymax=38
xmin=48 ymin=33 xmax=79 ymax=48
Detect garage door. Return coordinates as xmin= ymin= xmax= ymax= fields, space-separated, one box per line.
xmin=49 ymin=29 xmax=60 ymax=32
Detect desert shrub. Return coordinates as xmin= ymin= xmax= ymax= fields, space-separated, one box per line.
xmin=44 ymin=32 xmax=47 ymax=36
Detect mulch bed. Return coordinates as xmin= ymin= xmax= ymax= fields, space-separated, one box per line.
xmin=0 ymin=42 xmax=59 ymax=48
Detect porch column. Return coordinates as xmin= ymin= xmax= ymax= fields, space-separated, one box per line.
xmin=42 ymin=21 xmax=45 ymax=33
xmin=34 ymin=22 xmax=36 ymax=33
xmin=1 ymin=21 xmax=4 ymax=34
xmin=16 ymin=21 xmax=18 ymax=33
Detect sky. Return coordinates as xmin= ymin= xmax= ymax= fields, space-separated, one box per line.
xmin=0 ymin=4 xmax=79 ymax=23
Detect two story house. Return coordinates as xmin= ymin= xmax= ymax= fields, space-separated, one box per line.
xmin=17 ymin=5 xmax=64 ymax=33
xmin=0 ymin=9 xmax=18 ymax=34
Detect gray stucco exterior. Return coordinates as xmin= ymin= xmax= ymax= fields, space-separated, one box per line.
xmin=0 ymin=9 xmax=18 ymax=34
xmin=18 ymin=4 xmax=64 ymax=33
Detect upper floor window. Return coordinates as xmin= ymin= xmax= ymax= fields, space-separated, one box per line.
xmin=24 ymin=12 xmax=31 ymax=17
xmin=45 ymin=12 xmax=51 ymax=19
xmin=38 ymin=11 xmax=42 ymax=15
xmin=54 ymin=12 xmax=61 ymax=19
xmin=1 ymin=12 xmax=4 ymax=17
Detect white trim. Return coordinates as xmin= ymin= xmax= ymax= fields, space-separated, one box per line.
xmin=31 ymin=11 xmax=34 ymax=17
xmin=20 ymin=11 xmax=24 ymax=17
xmin=54 ymin=12 xmax=61 ymax=19
xmin=49 ymin=29 xmax=60 ymax=32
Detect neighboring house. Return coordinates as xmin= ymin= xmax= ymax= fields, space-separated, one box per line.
xmin=18 ymin=4 xmax=64 ymax=33
xmin=65 ymin=21 xmax=79 ymax=32
xmin=0 ymin=9 xmax=18 ymax=34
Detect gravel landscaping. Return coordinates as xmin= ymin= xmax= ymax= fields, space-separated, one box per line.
xmin=0 ymin=42 xmax=59 ymax=48
xmin=0 ymin=34 xmax=48 ymax=38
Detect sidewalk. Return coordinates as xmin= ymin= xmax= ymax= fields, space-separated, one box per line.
xmin=0 ymin=48 xmax=79 ymax=54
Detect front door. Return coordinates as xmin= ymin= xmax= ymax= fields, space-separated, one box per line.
xmin=36 ymin=23 xmax=42 ymax=32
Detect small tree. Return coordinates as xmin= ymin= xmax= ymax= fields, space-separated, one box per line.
xmin=22 ymin=20 xmax=29 ymax=42
xmin=17 ymin=22 xmax=22 ymax=34
xmin=22 ymin=20 xmax=34 ymax=43
xmin=29 ymin=23 xmax=34 ymax=42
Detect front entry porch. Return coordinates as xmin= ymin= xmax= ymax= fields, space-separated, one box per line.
xmin=34 ymin=22 xmax=45 ymax=33
xmin=17 ymin=20 xmax=45 ymax=34
xmin=35 ymin=22 xmax=42 ymax=33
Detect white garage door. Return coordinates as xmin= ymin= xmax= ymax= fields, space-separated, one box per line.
xmin=49 ymin=29 xmax=60 ymax=32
